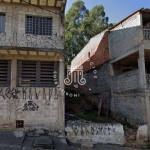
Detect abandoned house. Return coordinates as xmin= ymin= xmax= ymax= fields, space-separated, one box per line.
xmin=71 ymin=8 xmax=150 ymax=136
xmin=0 ymin=0 xmax=66 ymax=131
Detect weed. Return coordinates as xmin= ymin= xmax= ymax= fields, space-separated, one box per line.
xmin=147 ymin=141 xmax=150 ymax=149
xmin=76 ymin=114 xmax=100 ymax=123
xmin=121 ymin=119 xmax=137 ymax=130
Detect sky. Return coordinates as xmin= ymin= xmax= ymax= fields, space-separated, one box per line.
xmin=65 ymin=0 xmax=150 ymax=24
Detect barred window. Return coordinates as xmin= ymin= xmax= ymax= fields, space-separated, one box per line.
xmin=0 ymin=13 xmax=5 ymax=32
xmin=0 ymin=60 xmax=11 ymax=87
xmin=26 ymin=16 xmax=52 ymax=35
xmin=17 ymin=61 xmax=58 ymax=87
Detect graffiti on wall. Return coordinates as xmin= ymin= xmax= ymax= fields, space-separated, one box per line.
xmin=0 ymin=87 xmax=58 ymax=100
xmin=70 ymin=125 xmax=116 ymax=136
xmin=0 ymin=33 xmax=61 ymax=50
xmin=0 ymin=88 xmax=21 ymax=100
xmin=0 ymin=87 xmax=59 ymax=111
xmin=66 ymin=123 xmax=125 ymax=144
xmin=23 ymin=101 xmax=39 ymax=111
xmin=0 ymin=4 xmax=64 ymax=50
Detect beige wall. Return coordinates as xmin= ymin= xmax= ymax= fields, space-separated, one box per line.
xmin=0 ymin=2 xmax=65 ymax=131
xmin=0 ymin=2 xmax=64 ymax=50
xmin=0 ymin=54 xmax=65 ymax=131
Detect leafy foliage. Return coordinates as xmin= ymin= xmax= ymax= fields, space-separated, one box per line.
xmin=65 ymin=0 xmax=113 ymax=66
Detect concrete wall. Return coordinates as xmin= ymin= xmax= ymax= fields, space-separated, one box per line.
xmin=0 ymin=2 xmax=64 ymax=51
xmin=0 ymin=54 xmax=64 ymax=130
xmin=0 ymin=54 xmax=65 ymax=131
xmin=112 ymin=94 xmax=147 ymax=124
xmin=111 ymin=69 xmax=147 ymax=124
xmin=109 ymin=12 xmax=143 ymax=60
xmin=65 ymin=123 xmax=149 ymax=146
xmin=84 ymin=62 xmax=110 ymax=94
xmin=65 ymin=123 xmax=125 ymax=145
xmin=82 ymin=62 xmax=110 ymax=114
xmin=0 ymin=2 xmax=65 ymax=131
xmin=112 ymin=70 xmax=140 ymax=93
xmin=0 ymin=87 xmax=61 ymax=128
xmin=136 ymin=124 xmax=148 ymax=145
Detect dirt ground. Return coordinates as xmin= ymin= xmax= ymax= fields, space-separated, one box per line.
xmin=65 ymin=87 xmax=147 ymax=149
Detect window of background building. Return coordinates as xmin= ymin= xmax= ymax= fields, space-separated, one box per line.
xmin=0 ymin=60 xmax=11 ymax=87
xmin=17 ymin=61 xmax=58 ymax=87
xmin=0 ymin=13 xmax=5 ymax=32
xmin=26 ymin=16 xmax=52 ymax=35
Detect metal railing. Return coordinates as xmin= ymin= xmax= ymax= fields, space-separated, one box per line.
xmin=146 ymin=74 xmax=150 ymax=86
xmin=143 ymin=29 xmax=150 ymax=40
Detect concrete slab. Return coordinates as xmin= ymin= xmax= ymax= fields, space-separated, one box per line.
xmin=0 ymin=131 xmax=25 ymax=150
xmin=21 ymin=137 xmax=34 ymax=150
xmin=69 ymin=145 xmax=145 ymax=150
xmin=22 ymin=136 xmax=69 ymax=150
xmin=34 ymin=136 xmax=53 ymax=149
xmin=49 ymin=136 xmax=69 ymax=150
xmin=81 ymin=142 xmax=93 ymax=149
xmin=0 ymin=132 xmax=145 ymax=150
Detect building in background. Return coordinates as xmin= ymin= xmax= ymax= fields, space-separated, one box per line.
xmin=0 ymin=0 xmax=66 ymax=132
xmin=71 ymin=29 xmax=111 ymax=116
xmin=71 ymin=8 xmax=150 ymax=137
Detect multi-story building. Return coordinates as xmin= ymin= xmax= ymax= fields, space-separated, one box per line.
xmin=109 ymin=8 xmax=150 ymax=135
xmin=0 ymin=0 xmax=66 ymax=132
xmin=71 ymin=8 xmax=150 ymax=137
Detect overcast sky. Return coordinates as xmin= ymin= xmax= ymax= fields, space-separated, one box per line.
xmin=65 ymin=0 xmax=150 ymax=24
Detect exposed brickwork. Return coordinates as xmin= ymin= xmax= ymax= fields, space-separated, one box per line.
xmin=109 ymin=12 xmax=143 ymax=60
xmin=72 ymin=32 xmax=109 ymax=73
xmin=113 ymin=94 xmax=147 ymax=124
xmin=112 ymin=70 xmax=140 ymax=93
xmin=80 ymin=62 xmax=111 ymax=115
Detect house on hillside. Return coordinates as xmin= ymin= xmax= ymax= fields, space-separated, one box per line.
xmin=71 ymin=29 xmax=111 ymax=116
xmin=71 ymin=8 xmax=150 ymax=137
xmin=0 ymin=0 xmax=66 ymax=132
xmin=109 ymin=8 xmax=150 ymax=133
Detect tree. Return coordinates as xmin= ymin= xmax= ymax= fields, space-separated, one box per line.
xmin=65 ymin=0 xmax=88 ymax=66
xmin=65 ymin=0 xmax=112 ymax=66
